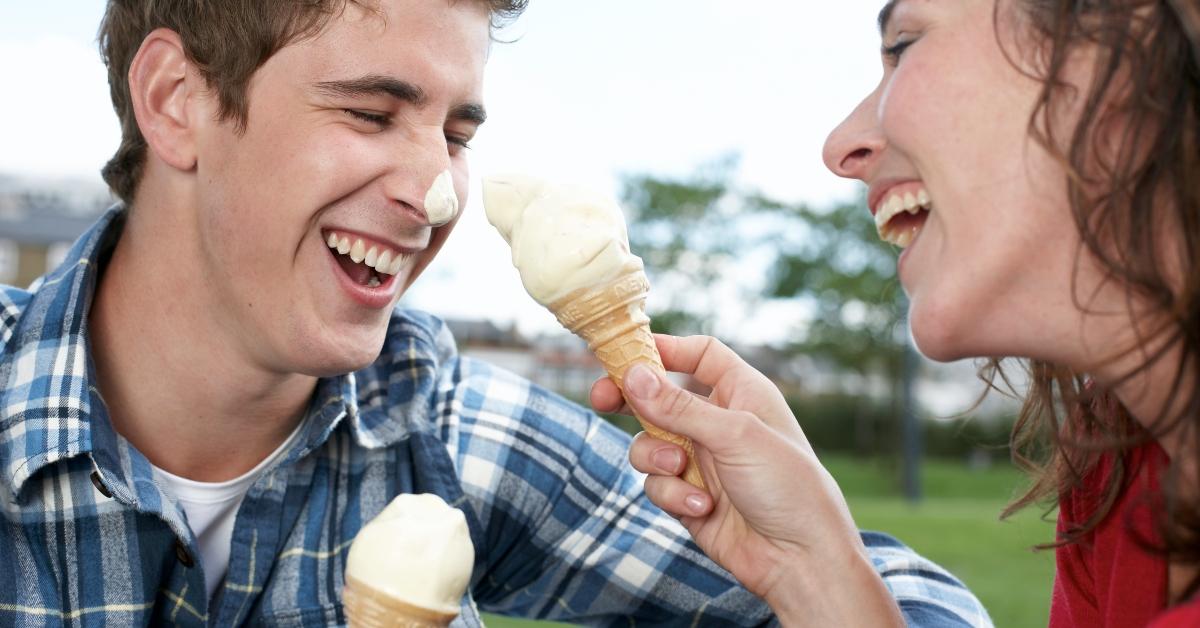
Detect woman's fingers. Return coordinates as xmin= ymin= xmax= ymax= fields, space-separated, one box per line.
xmin=629 ymin=432 xmax=687 ymax=475
xmin=654 ymin=334 xmax=793 ymax=430
xmin=589 ymin=376 xmax=628 ymax=414
xmin=655 ymin=334 xmax=750 ymax=389
xmin=624 ymin=363 xmax=753 ymax=449
xmin=644 ymin=473 xmax=714 ymax=518
xmin=591 ymin=375 xmax=711 ymax=415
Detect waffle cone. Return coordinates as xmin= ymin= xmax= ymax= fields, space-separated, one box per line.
xmin=343 ymin=576 xmax=459 ymax=628
xmin=549 ymin=264 xmax=705 ymax=489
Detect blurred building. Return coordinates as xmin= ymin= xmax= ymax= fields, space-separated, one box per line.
xmin=445 ymin=317 xmax=813 ymax=405
xmin=0 ymin=174 xmax=112 ymax=287
xmin=445 ymin=317 xmax=605 ymax=401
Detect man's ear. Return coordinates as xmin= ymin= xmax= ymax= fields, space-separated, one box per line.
xmin=127 ymin=28 xmax=201 ymax=172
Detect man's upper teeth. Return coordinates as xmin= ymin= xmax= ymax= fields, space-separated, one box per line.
xmin=376 ymin=250 xmax=393 ymax=273
xmin=350 ymin=239 xmax=366 ymax=263
xmin=326 ymin=232 xmax=409 ymax=276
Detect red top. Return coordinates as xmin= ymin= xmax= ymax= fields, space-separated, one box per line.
xmin=1049 ymin=440 xmax=1200 ymax=627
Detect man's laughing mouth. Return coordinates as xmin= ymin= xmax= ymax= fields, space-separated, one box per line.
xmin=324 ymin=229 xmax=415 ymax=289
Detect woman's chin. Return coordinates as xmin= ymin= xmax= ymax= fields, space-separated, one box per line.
xmin=907 ymin=295 xmax=979 ymax=363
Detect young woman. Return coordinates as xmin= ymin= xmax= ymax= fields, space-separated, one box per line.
xmin=591 ymin=0 xmax=1200 ymax=625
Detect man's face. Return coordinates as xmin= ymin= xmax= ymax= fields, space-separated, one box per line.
xmin=190 ymin=0 xmax=490 ymax=376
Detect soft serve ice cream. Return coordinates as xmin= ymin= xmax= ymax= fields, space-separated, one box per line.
xmin=482 ymin=173 xmax=706 ymax=489
xmin=483 ymin=174 xmax=643 ymax=306
xmin=343 ymin=493 xmax=474 ymax=626
xmin=424 ymin=170 xmax=459 ymax=227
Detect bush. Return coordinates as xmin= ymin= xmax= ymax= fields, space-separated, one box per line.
xmin=589 ymin=390 xmax=1016 ymax=471
xmin=786 ymin=393 xmax=1015 ymax=463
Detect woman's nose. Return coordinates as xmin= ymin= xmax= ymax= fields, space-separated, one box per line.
xmin=822 ymin=89 xmax=886 ymax=180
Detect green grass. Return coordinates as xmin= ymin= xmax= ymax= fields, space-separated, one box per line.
xmin=481 ymin=455 xmax=1055 ymax=627
xmin=825 ymin=455 xmax=1056 ymax=627
xmin=480 ymin=615 xmax=573 ymax=628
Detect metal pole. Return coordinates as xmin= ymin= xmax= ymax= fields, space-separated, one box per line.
xmin=900 ymin=310 xmax=922 ymax=503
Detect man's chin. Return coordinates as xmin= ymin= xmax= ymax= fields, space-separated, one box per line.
xmin=303 ymin=356 xmax=379 ymax=378
xmin=291 ymin=329 xmax=389 ymax=378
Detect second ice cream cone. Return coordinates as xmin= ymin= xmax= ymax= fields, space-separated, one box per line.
xmin=343 ymin=575 xmax=458 ymax=628
xmin=342 ymin=494 xmax=473 ymax=628
xmin=550 ymin=262 xmax=705 ymax=489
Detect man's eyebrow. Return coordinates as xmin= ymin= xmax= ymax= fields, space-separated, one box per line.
xmin=313 ymin=75 xmax=426 ymax=105
xmin=313 ymin=75 xmax=485 ymax=125
xmin=878 ymin=0 xmax=902 ymax=36
xmin=450 ymin=103 xmax=487 ymax=126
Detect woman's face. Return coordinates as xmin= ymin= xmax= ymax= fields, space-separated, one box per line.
xmin=823 ymin=0 xmax=1107 ymax=364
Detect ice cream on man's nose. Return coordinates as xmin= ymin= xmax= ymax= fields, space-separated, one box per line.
xmin=424 ymin=170 xmax=459 ymax=226
xmin=343 ymin=493 xmax=474 ymax=627
xmin=483 ymin=174 xmax=705 ymax=489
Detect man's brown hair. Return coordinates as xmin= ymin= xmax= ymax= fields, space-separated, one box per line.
xmin=98 ymin=0 xmax=525 ymax=203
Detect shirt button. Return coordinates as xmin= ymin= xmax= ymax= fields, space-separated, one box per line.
xmin=89 ymin=471 xmax=113 ymax=498
xmin=174 ymin=540 xmax=195 ymax=568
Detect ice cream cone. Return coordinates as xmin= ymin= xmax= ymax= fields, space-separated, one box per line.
xmin=549 ymin=261 xmax=705 ymax=489
xmin=342 ymin=494 xmax=473 ymax=628
xmin=343 ymin=575 xmax=459 ymax=628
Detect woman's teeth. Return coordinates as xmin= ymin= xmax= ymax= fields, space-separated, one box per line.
xmin=325 ymin=231 xmax=410 ymax=277
xmin=875 ymin=188 xmax=932 ymax=248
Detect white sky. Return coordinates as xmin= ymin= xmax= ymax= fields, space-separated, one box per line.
xmin=0 ymin=1 xmax=884 ymax=342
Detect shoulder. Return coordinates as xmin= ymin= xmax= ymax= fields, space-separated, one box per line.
xmin=0 ymin=284 xmax=33 ymax=349
xmin=439 ymin=353 xmax=634 ymax=517
xmin=445 ymin=352 xmax=624 ymax=456
xmin=376 ymin=308 xmax=613 ymax=450
xmin=1059 ymin=440 xmax=1166 ymax=531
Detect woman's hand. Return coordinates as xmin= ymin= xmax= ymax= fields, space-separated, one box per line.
xmin=591 ymin=334 xmax=902 ymax=626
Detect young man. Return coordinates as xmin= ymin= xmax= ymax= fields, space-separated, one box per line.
xmin=0 ymin=1 xmax=990 ymax=626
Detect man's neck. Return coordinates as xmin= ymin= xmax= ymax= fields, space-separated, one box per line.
xmin=89 ymin=193 xmax=318 ymax=482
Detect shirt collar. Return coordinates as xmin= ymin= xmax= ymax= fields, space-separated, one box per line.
xmin=0 ymin=205 xmax=122 ymax=497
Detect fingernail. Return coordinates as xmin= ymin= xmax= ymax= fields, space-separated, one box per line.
xmin=652 ymin=448 xmax=683 ymax=474
xmin=685 ymin=494 xmax=708 ymax=515
xmin=626 ymin=364 xmax=659 ymax=399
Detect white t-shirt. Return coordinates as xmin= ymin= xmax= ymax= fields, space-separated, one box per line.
xmin=153 ymin=417 xmax=308 ymax=600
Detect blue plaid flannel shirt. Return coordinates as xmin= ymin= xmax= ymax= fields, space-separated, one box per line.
xmin=0 ymin=207 xmax=991 ymax=626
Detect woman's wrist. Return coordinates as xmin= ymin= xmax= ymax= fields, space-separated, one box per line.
xmin=763 ymin=544 xmax=904 ymax=627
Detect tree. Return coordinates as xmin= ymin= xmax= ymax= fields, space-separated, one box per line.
xmin=619 ymin=155 xmax=767 ymax=336
xmin=621 ymin=160 xmax=921 ymax=497
xmin=620 ymin=158 xmax=907 ymax=378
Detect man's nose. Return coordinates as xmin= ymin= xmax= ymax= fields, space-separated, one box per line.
xmin=383 ymin=133 xmax=459 ymax=227
xmin=822 ymin=88 xmax=886 ymax=181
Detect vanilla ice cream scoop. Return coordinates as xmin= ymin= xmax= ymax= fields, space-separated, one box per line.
xmin=482 ymin=173 xmax=707 ymax=490
xmin=483 ymin=174 xmax=643 ymax=305
xmin=344 ymin=493 xmax=474 ymax=616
